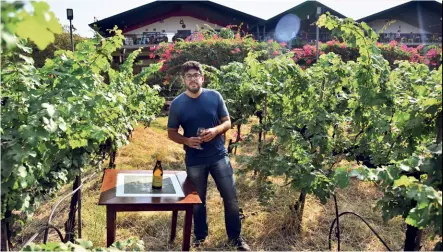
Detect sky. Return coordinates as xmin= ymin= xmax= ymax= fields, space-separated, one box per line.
xmin=43 ymin=0 xmax=442 ymax=37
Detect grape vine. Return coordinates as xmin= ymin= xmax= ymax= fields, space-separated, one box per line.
xmin=1 ymin=2 xmax=164 ymax=244
xmin=210 ymin=13 xmax=442 ymax=249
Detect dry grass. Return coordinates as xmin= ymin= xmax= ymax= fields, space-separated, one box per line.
xmin=13 ymin=117 xmax=439 ymax=251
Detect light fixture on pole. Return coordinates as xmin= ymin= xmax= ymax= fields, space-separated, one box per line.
xmin=66 ymin=8 xmax=80 ymax=240
xmin=316 ymin=6 xmax=322 ymax=60
xmin=66 ymin=8 xmax=74 ymax=52
xmin=67 ymin=8 xmax=73 ymax=20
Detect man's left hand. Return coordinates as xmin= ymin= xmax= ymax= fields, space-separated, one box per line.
xmin=201 ymin=127 xmax=219 ymax=142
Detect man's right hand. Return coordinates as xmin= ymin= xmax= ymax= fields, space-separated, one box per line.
xmin=185 ymin=137 xmax=202 ymax=149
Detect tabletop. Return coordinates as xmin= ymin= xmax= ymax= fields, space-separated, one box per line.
xmin=98 ymin=169 xmax=201 ymax=205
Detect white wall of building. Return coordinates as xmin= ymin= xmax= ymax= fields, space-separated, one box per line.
xmin=125 ymin=16 xmax=220 ymax=38
xmin=367 ymin=19 xmax=430 ymax=34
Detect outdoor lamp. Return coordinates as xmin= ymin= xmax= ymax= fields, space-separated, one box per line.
xmin=67 ymin=9 xmax=73 ymax=20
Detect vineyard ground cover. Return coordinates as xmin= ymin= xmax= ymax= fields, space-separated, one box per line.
xmin=12 ymin=117 xmax=439 ymax=251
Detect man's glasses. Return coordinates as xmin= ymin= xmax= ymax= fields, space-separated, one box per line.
xmin=184 ymin=73 xmax=202 ymax=80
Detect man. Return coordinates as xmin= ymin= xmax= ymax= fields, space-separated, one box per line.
xmin=167 ymin=61 xmax=250 ymax=251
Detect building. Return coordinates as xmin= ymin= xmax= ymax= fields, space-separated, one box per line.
xmin=89 ymin=0 xmax=442 ymax=71
xmin=88 ymin=0 xmax=350 ymax=51
xmin=357 ymin=1 xmax=442 ymax=45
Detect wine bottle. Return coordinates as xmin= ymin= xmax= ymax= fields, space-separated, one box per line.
xmin=152 ymin=154 xmax=163 ymax=189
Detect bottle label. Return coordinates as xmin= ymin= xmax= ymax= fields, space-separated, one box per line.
xmin=152 ymin=176 xmax=162 ymax=188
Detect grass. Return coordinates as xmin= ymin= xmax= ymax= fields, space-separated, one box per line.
xmin=13 ymin=117 xmax=439 ymax=251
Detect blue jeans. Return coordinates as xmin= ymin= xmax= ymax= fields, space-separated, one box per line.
xmin=186 ymin=156 xmax=241 ymax=241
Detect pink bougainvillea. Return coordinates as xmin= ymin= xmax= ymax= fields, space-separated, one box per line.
xmin=388 ymin=40 xmax=398 ymax=47
xmin=326 ymin=40 xmax=335 ymax=46
xmin=292 ymin=39 xmax=441 ymax=68
xmin=427 ymin=48 xmax=438 ymax=58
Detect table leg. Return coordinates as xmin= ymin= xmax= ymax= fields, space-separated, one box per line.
xmin=182 ymin=207 xmax=193 ymax=251
xmin=170 ymin=210 xmax=178 ymax=243
xmin=106 ymin=206 xmax=116 ymax=247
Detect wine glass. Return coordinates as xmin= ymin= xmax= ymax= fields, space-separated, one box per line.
xmin=196 ymin=127 xmax=205 ymax=150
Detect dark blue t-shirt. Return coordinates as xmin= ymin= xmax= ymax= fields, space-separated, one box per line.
xmin=167 ymin=89 xmax=229 ymax=167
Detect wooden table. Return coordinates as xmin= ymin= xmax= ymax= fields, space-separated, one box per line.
xmin=99 ymin=170 xmax=201 ymax=251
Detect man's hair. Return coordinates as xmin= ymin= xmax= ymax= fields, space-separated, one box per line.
xmin=181 ymin=61 xmax=203 ymax=75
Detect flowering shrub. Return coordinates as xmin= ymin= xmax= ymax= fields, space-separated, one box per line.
xmin=151 ymin=28 xmax=288 ymax=96
xmin=377 ymin=41 xmax=411 ymax=67
xmin=424 ymin=46 xmax=442 ymax=67
xmin=291 ymin=45 xmax=319 ymax=68
xmin=292 ymin=40 xmax=442 ymax=69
